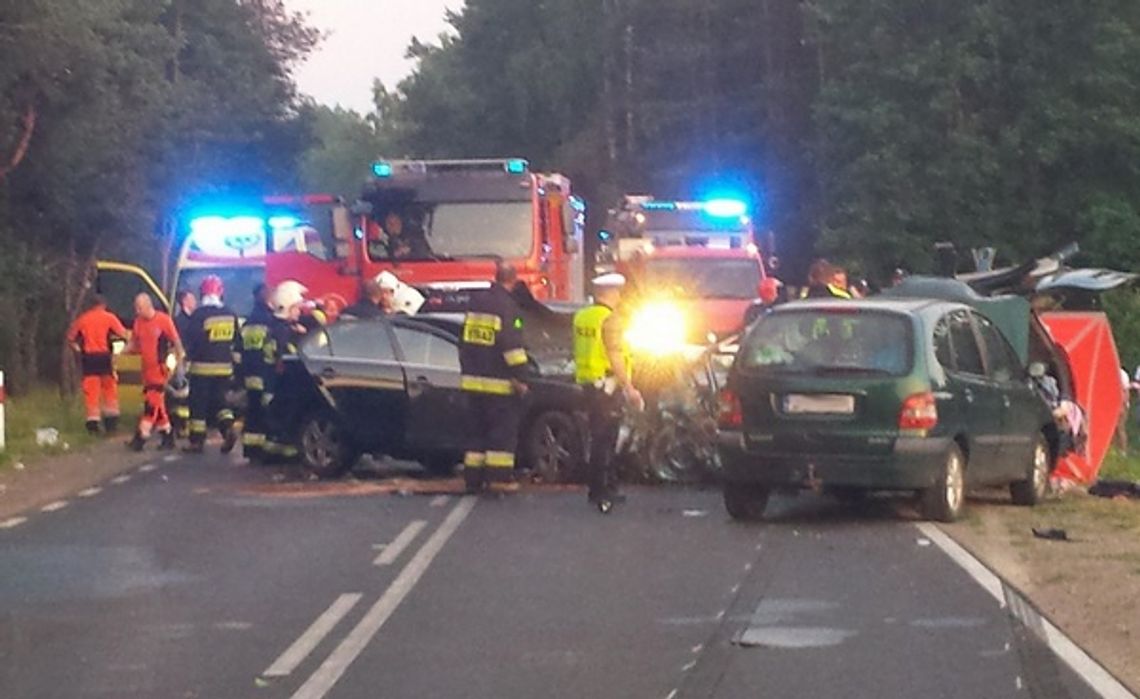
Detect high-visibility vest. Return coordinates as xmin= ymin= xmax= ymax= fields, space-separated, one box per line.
xmin=574 ymin=304 xmax=625 ymax=385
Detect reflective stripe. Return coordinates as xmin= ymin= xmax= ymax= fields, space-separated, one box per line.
xmin=503 ymin=348 xmax=528 ymax=367
xmin=265 ymin=442 xmax=298 ymax=457
xmin=175 ymin=406 xmax=190 ymax=418
xmin=217 ymin=409 xmax=235 ymax=423
xmin=460 ymin=375 xmax=513 ymax=395
xmin=189 ymin=420 xmax=207 ymax=433
xmin=243 ymin=433 xmax=267 ymax=446
xmin=244 ymin=376 xmax=265 ymax=391
xmin=189 ymin=362 xmax=233 ymax=377
xmin=464 ymin=451 xmax=486 ymax=467
xmin=464 ymin=313 xmax=502 ymax=331
xmin=485 ymin=451 xmax=515 ymax=468
xmin=827 ymin=284 xmax=852 ymax=299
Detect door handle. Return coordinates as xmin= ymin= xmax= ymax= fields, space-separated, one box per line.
xmin=963 ymin=388 xmax=974 ymax=404
xmin=320 ymin=367 xmax=337 ymax=380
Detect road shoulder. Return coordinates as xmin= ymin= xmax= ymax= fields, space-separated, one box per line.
xmin=942 ymin=492 xmax=1140 ymax=695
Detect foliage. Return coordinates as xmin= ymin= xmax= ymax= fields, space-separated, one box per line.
xmin=1103 ymin=289 xmax=1140 ymax=372
xmin=299 ymin=104 xmax=388 ymax=196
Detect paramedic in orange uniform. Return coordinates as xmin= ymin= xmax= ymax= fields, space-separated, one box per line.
xmin=127 ymin=293 xmax=184 ymax=451
xmin=67 ymin=294 xmax=129 ymax=435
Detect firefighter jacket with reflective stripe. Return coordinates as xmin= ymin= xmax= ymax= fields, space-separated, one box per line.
xmin=238 ymin=303 xmax=274 ymax=391
xmin=458 ymin=284 xmax=527 ymax=394
xmin=184 ymin=305 xmax=239 ymax=377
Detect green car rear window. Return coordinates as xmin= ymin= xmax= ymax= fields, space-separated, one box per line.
xmin=741 ymin=310 xmax=914 ymax=376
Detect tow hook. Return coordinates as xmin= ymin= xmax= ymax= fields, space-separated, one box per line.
xmin=804 ymin=463 xmax=823 ymax=493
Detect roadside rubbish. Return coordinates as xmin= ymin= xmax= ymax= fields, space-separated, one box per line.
xmin=1088 ymin=479 xmax=1140 ymax=500
xmin=12 ymin=462 xmax=24 ymax=470
xmin=34 ymin=428 xmax=59 ymax=447
xmin=1031 ymin=528 xmax=1069 ymax=541
xmin=916 ymin=538 xmax=932 ymax=547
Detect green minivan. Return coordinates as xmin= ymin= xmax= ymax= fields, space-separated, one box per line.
xmin=718 ymin=299 xmax=1055 ymax=522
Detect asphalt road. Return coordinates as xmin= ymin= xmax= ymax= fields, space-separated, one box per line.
xmin=0 ymin=451 xmax=1112 ymax=699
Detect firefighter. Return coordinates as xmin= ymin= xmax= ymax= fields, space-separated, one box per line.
xmin=237 ymin=284 xmax=274 ymax=462
xmin=67 ymin=294 xmax=130 ymax=435
xmin=802 ymin=259 xmax=852 ymax=300
xmin=170 ymin=290 xmax=197 ymax=437
xmin=262 ymin=280 xmax=314 ymax=461
xmin=574 ymin=273 xmax=642 ymax=510
xmin=458 ymin=263 xmax=529 ymax=494
xmin=183 ymin=275 xmax=240 ymax=454
xmin=127 ymin=293 xmax=183 ymax=451
xmin=341 ymin=278 xmax=386 ymax=320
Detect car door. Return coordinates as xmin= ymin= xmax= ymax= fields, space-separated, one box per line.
xmin=94 ymin=261 xmax=171 ymax=386
xmin=974 ymin=312 xmax=1041 ymax=477
xmin=391 ymin=322 xmax=469 ymax=451
xmin=942 ymin=310 xmax=1006 ymax=481
xmin=303 ymin=321 xmax=407 ymax=449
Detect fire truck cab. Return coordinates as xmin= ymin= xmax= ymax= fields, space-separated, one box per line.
xmin=265 ymin=158 xmax=586 ymax=318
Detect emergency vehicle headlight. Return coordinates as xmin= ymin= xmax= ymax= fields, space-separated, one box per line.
xmin=268 ymin=216 xmax=299 ymax=230
xmin=372 ymin=161 xmax=393 ymax=178
xmin=505 ymin=158 xmax=529 ymax=174
xmin=626 ymin=301 xmax=688 ymax=357
xmin=703 ymin=199 xmax=748 ymax=218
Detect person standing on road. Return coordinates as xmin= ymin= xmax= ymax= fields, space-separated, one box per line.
xmin=170 ymin=290 xmax=197 ymax=437
xmin=67 ymin=294 xmax=130 ymax=435
xmin=182 ymin=275 xmax=240 ymax=455
xmin=262 ymin=280 xmax=318 ymax=462
xmin=126 ymin=294 xmax=183 ymax=452
xmin=237 ymin=284 xmax=274 ymax=463
xmin=458 ymin=263 xmax=530 ymax=494
xmin=574 ymin=273 xmax=642 ymax=508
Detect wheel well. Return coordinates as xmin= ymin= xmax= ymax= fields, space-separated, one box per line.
xmin=953 ymin=434 xmax=970 ymax=467
xmin=1041 ymin=422 xmax=1061 ymax=463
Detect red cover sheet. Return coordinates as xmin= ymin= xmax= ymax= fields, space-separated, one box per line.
xmin=1038 ymin=312 xmax=1123 ymax=483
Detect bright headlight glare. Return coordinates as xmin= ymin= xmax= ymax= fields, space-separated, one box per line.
xmin=626 ymin=301 xmax=687 ymax=355
xmin=165 ymin=354 xmax=178 ymax=371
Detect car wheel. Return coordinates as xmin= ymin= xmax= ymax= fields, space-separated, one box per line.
xmin=300 ymin=412 xmax=356 ymax=479
xmin=723 ymin=484 xmax=770 ymax=521
xmin=921 ymin=443 xmax=966 ymax=522
xmin=1010 ymin=435 xmax=1051 ymax=506
xmin=524 ymin=410 xmax=582 ymax=483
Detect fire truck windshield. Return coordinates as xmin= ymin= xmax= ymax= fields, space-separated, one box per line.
xmin=643 ymin=257 xmax=760 ymax=299
xmin=178 ymin=267 xmax=264 ymax=318
xmin=415 ymin=202 xmax=533 ymax=260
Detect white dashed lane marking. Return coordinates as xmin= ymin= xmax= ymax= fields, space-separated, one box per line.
xmin=373 ymin=521 xmax=427 ymax=567
xmin=139 ymin=464 xmax=157 ymax=473
xmin=77 ymin=487 xmax=102 ymax=498
xmin=40 ymin=501 xmax=69 ymax=513
xmin=0 ymin=517 xmax=28 ymax=529
xmin=110 ymin=475 xmax=132 ymax=485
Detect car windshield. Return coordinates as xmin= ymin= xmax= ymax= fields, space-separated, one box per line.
xmin=177 ymin=267 xmax=264 ymax=319
xmin=369 ymin=201 xmax=533 ymax=261
xmin=740 ymin=309 xmax=914 ymax=376
xmin=643 ymin=258 xmax=760 ymax=299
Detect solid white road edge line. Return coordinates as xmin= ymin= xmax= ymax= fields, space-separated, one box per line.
xmin=916 ymin=522 xmax=1136 ymax=699
xmin=372 ymin=520 xmax=427 ymax=566
xmin=40 ymin=501 xmax=68 ymax=513
xmin=263 ymin=593 xmax=364 ymax=678
xmin=0 ymin=516 xmax=28 ymax=529
xmin=291 ymin=497 xmax=477 ymax=699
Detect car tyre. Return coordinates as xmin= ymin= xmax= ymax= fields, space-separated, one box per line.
xmin=921 ymin=443 xmax=966 ymax=522
xmin=723 ymin=484 xmax=770 ymax=521
xmin=523 ymin=410 xmax=582 ymax=483
xmin=300 ymin=412 xmax=356 ymax=479
xmin=1010 ymin=434 xmax=1051 ymax=506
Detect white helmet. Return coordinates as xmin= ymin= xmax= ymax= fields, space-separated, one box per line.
xmin=375 ymin=270 xmax=399 ymax=291
xmin=272 ymin=280 xmax=308 ymax=319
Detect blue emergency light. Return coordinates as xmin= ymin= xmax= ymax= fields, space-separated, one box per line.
xmin=641 ymin=201 xmax=678 ymax=211
xmin=702 ymin=198 xmax=748 ymax=218
xmin=267 ymin=216 xmax=299 ymax=230
xmin=505 ymin=158 xmax=529 ymax=174
xmin=372 ymin=161 xmax=393 ymax=178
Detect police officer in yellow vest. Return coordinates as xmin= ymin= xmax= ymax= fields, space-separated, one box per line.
xmin=574 ymin=273 xmax=642 ymax=508
xmin=458 ymin=263 xmax=530 ymax=494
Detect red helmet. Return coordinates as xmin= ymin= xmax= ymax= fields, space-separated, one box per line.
xmin=199 ymin=274 xmax=224 ymax=298
xmin=759 ymin=277 xmax=781 ymax=304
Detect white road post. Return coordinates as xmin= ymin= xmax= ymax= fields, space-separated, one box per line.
xmin=0 ymin=370 xmax=6 ymax=452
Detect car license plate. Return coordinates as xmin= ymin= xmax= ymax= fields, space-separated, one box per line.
xmin=783 ymin=394 xmax=855 ymax=415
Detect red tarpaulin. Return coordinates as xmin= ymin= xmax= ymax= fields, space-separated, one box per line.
xmin=1038 ymin=312 xmax=1123 ymax=483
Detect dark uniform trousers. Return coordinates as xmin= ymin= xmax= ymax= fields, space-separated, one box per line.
xmin=583 ymin=385 xmax=624 ymax=499
xmin=188 ymin=375 xmax=235 ymax=445
xmin=464 ymin=391 xmax=522 ymax=489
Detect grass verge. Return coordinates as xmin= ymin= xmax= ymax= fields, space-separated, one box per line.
xmin=0 ymin=386 xmax=141 ymax=468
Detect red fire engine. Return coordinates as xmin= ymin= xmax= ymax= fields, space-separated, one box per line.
xmin=265 ymin=158 xmax=586 ymax=317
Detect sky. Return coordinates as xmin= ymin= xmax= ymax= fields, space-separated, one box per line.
xmin=287 ymin=0 xmax=459 ymax=114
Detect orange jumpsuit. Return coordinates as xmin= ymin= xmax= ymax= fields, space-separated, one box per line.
xmin=67 ymin=306 xmax=129 ymax=423
xmin=132 ymin=312 xmax=180 ymax=438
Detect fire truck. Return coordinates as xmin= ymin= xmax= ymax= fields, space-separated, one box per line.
xmin=264 ymin=158 xmax=587 ymax=318
xmin=597 ymin=196 xmax=772 ymax=344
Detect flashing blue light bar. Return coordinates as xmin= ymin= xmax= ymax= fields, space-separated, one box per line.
xmin=267 ymin=216 xmax=299 ymax=230
xmin=372 ymin=161 xmax=393 ymax=178
xmin=641 ymin=201 xmax=678 ymax=211
xmin=703 ymin=199 xmax=748 ymax=218
xmin=505 ymin=158 xmax=529 ymax=174
xmin=598 ymin=230 xmax=612 ymax=241
xmin=189 ymin=215 xmax=265 ymax=238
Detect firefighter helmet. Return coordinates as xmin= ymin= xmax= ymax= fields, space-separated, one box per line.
xmin=272 ymin=280 xmax=308 ymax=319
xmin=375 ymin=270 xmax=399 ymax=291
xmin=199 ymin=274 xmax=225 ymax=298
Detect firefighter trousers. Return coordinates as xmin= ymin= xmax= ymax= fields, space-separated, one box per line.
xmin=583 ymin=385 xmax=624 ymax=501
xmin=463 ymin=392 xmax=521 ymax=490
xmin=243 ymin=389 xmax=268 ymax=460
xmin=188 ymin=374 xmax=235 ymax=445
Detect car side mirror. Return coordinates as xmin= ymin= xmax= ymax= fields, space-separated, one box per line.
xmin=1028 ymin=361 xmax=1047 ymax=379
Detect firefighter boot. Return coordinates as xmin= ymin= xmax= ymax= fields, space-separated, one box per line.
xmin=86 ymin=420 xmax=101 ymax=436
xmin=103 ymin=416 xmax=120 ymax=434
xmin=158 ymin=432 xmax=176 ymax=451
xmin=220 ymin=422 xmax=238 ymax=455
xmin=183 ymin=437 xmax=205 ymax=455
xmin=127 ymin=432 xmax=146 ymax=452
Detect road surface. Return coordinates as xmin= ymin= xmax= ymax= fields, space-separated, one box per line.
xmin=0 ymin=452 xmax=1113 ymax=698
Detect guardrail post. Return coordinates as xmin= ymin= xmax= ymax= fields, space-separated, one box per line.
xmin=0 ymin=370 xmax=6 ymax=451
